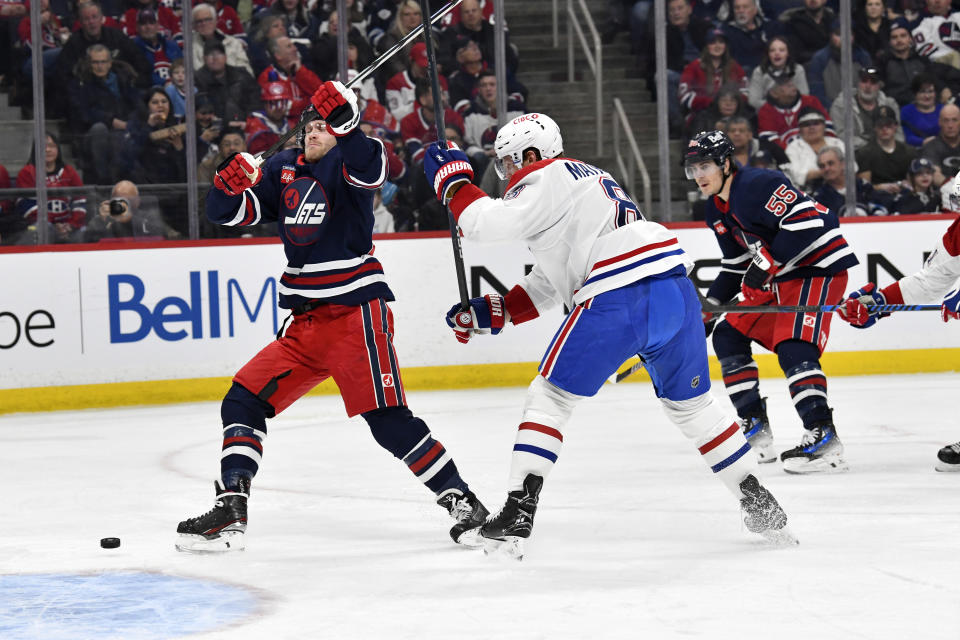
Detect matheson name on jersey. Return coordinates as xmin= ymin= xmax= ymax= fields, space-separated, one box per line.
xmin=452 ymin=157 xmax=692 ymax=311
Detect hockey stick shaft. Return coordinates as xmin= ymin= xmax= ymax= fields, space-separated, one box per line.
xmin=421 ymin=0 xmax=470 ymax=310
xmin=253 ymin=0 xmax=464 ymax=167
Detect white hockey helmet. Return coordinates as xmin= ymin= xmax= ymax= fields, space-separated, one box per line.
xmin=493 ymin=113 xmax=564 ymax=179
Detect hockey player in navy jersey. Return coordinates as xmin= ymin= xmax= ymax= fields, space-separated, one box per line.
xmin=424 ymin=113 xmax=796 ymax=559
xmin=176 ymin=80 xmax=488 ymax=552
xmin=837 ymin=206 xmax=960 ymax=472
xmin=685 ymin=130 xmax=859 ymax=474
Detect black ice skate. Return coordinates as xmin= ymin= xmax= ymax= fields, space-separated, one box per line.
xmin=780 ymin=417 xmax=848 ymax=474
xmin=936 ymin=441 xmax=960 ymax=472
xmin=479 ymin=474 xmax=543 ymax=560
xmin=739 ymin=474 xmax=798 ymax=546
xmin=176 ymin=478 xmax=249 ymax=553
xmin=437 ymin=489 xmax=489 ymax=548
xmin=740 ymin=399 xmax=775 ymax=464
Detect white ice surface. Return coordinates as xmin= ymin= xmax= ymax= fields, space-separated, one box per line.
xmin=2 ymin=374 xmax=958 ymax=639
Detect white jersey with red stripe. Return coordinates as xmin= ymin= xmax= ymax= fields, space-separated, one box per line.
xmin=898 ymin=216 xmax=960 ymax=302
xmin=451 ymin=157 xmax=692 ymax=311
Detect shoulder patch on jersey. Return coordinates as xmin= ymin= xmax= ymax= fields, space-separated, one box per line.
xmin=712 ymin=220 xmax=727 ymax=234
xmin=280 ymin=165 xmax=296 ymax=184
xmin=503 ymin=184 xmax=526 ymax=200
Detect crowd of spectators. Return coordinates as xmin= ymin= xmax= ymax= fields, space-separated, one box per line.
xmin=603 ymin=0 xmax=960 ymax=217
xmin=0 ymin=0 xmax=527 ymax=243
xmin=2 ymin=0 xmax=958 ymax=245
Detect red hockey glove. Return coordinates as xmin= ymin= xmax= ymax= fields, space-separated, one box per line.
xmin=942 ymin=287 xmax=960 ymax=322
xmin=837 ymin=283 xmax=890 ymax=328
xmin=742 ymin=246 xmax=778 ymax=304
xmin=214 ymin=152 xmax=262 ymax=196
xmin=444 ymin=295 xmax=507 ymax=343
xmin=310 ymin=80 xmax=359 ymax=136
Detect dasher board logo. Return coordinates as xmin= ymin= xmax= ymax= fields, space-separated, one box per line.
xmin=282 ymin=177 xmax=330 ymax=246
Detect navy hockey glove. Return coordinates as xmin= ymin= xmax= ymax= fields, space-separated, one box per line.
xmin=742 ymin=246 xmax=778 ymax=304
xmin=445 ymin=295 xmax=507 ymax=344
xmin=214 ymin=152 xmax=262 ymax=196
xmin=424 ymin=142 xmax=474 ymax=205
xmin=310 ymin=80 xmax=359 ymax=136
xmin=838 ymin=283 xmax=890 ymax=328
xmin=942 ymin=287 xmax=960 ymax=322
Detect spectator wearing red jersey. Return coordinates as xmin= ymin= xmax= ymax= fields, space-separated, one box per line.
xmin=258 ymin=35 xmax=321 ymax=119
xmin=16 ymin=133 xmax=87 ymax=243
xmin=757 ymin=73 xmax=832 ymax=148
xmin=244 ymin=81 xmax=297 ymax=155
xmin=400 ymin=79 xmax=463 ymax=166
xmin=386 ymin=42 xmax=447 ymax=121
xmin=678 ymin=28 xmax=747 ymax=128
xmin=16 ymin=0 xmax=69 ymax=82
xmin=119 ymin=0 xmax=180 ymax=40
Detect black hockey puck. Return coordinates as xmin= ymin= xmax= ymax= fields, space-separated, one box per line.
xmin=100 ymin=537 xmax=121 ymax=549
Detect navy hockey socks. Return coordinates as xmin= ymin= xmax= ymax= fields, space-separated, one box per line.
xmin=363 ymin=407 xmax=469 ymax=496
xmin=777 ymin=341 xmax=832 ymax=427
xmin=713 ymin=322 xmax=763 ymax=416
xmin=220 ymin=383 xmax=271 ymax=490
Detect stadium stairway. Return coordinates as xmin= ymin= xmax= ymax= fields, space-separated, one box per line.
xmin=0 ymin=88 xmax=70 ymax=177
xmin=506 ymin=2 xmax=692 ymax=220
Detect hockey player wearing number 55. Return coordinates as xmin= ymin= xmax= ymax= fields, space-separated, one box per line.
xmin=836 ymin=205 xmax=960 ymax=472
xmin=686 ymin=130 xmax=859 ymax=474
xmin=175 ymin=80 xmax=489 ymax=552
xmin=423 ymin=113 xmax=797 ymax=559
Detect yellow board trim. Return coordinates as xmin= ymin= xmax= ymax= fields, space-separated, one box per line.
xmin=3 ymin=349 xmax=959 ymax=415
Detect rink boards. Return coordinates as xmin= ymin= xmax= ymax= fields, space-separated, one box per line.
xmin=2 ymin=215 xmax=959 ymax=412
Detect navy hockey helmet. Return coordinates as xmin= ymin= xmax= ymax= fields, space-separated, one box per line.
xmin=296 ymin=105 xmax=321 ymax=148
xmin=683 ymin=130 xmax=735 ymax=172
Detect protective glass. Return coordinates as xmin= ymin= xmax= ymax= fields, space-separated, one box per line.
xmin=684 ymin=161 xmax=720 ymax=180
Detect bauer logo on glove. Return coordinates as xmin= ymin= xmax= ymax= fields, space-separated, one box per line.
xmin=424 ymin=142 xmax=474 ymax=205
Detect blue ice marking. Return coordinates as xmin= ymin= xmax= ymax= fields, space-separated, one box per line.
xmin=0 ymin=571 xmax=258 ymax=639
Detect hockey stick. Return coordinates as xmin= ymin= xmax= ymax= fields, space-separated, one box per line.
xmin=421 ymin=0 xmax=470 ymax=310
xmin=695 ymin=285 xmax=941 ymax=315
xmin=609 ymin=358 xmax=645 ymax=384
xmin=613 ymin=283 xmax=942 ymax=385
xmin=252 ymin=0 xmax=464 ymax=167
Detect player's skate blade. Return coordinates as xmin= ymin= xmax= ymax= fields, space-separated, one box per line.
xmin=482 ymin=535 xmax=525 ymax=560
xmin=756 ymin=525 xmax=799 ymax=546
xmin=935 ymin=442 xmax=960 ymax=472
xmin=453 ymin=526 xmax=484 ymax=548
xmin=782 ymin=453 xmax=848 ymax=474
xmin=175 ymin=530 xmax=246 ymax=553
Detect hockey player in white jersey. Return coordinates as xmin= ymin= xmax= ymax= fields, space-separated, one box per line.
xmin=423 ymin=113 xmax=797 ymax=558
xmin=837 ymin=180 xmax=960 ymax=472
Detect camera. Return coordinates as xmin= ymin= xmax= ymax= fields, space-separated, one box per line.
xmin=210 ymin=118 xmax=223 ymax=130
xmin=109 ymin=198 xmax=129 ymax=216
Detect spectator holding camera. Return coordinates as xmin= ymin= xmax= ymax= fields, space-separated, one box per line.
xmin=15 ymin=133 xmax=87 ymax=244
xmin=85 ymin=179 xmax=174 ymax=241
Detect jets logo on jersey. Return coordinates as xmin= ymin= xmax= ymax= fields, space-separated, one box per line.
xmin=381 ymin=374 xmax=394 ymax=387
xmin=282 ymin=177 xmax=331 ymax=246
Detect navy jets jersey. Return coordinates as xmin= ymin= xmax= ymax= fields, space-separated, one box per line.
xmin=704 ymin=166 xmax=859 ymax=303
xmin=206 ymin=130 xmax=390 ymax=309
